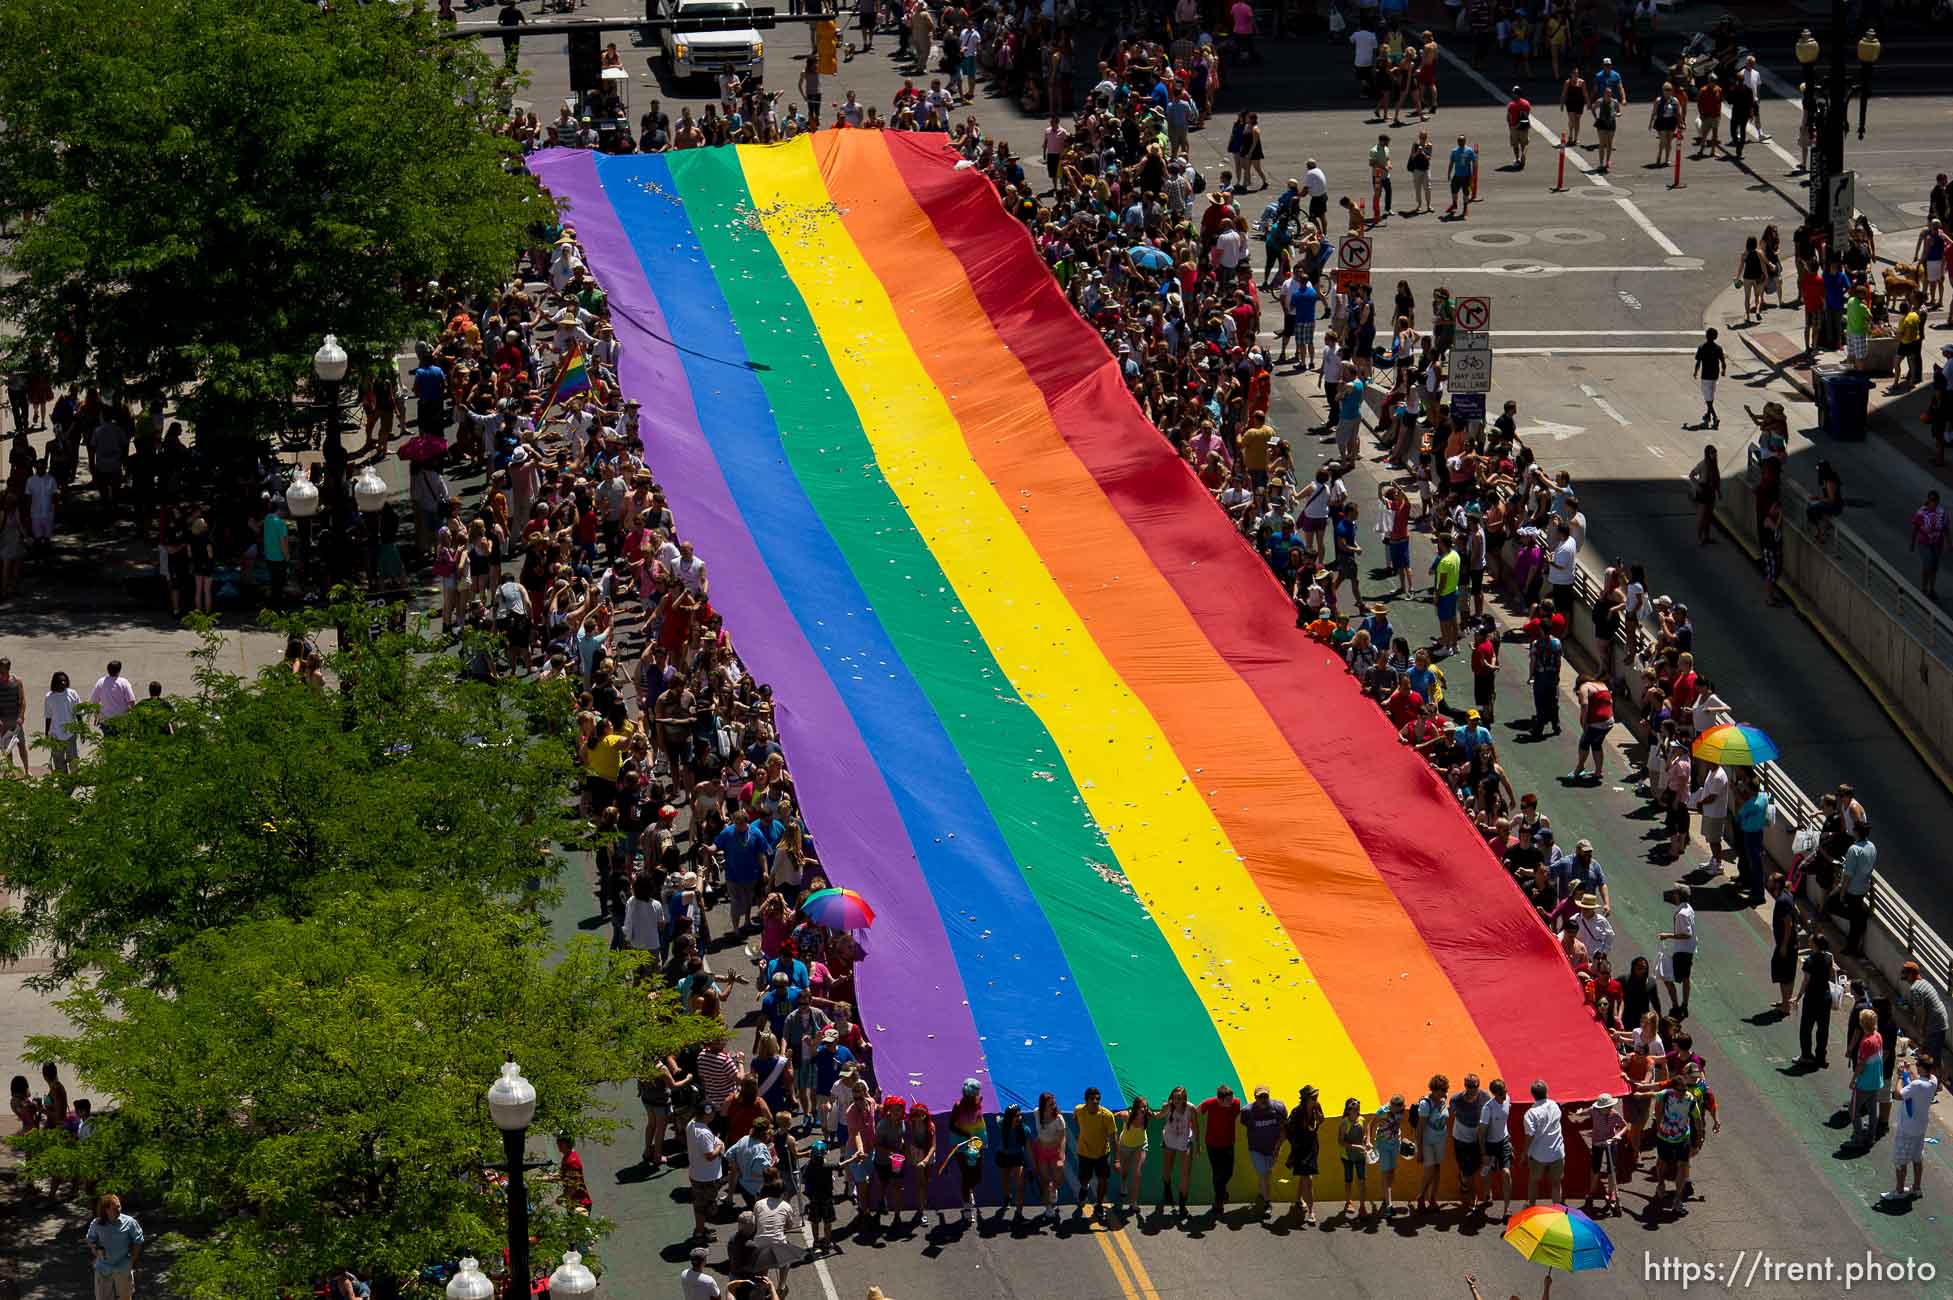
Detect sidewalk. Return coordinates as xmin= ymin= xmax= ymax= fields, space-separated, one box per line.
xmin=1720 ymin=282 xmax=1953 ymax=606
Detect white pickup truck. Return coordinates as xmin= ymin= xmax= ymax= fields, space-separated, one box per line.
xmin=659 ymin=0 xmax=764 ymax=86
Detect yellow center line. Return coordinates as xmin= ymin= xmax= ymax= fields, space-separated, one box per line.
xmin=1112 ymin=1225 xmax=1162 ymax=1300
xmin=1092 ymin=1219 xmax=1141 ymax=1300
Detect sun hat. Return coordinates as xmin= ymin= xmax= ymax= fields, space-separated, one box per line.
xmin=1576 ymin=893 xmax=1602 ymax=912
xmin=1591 ymin=1092 xmax=1618 ymax=1111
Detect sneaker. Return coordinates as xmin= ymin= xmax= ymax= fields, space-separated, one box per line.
xmin=1880 ymin=1189 xmax=1910 ymax=1202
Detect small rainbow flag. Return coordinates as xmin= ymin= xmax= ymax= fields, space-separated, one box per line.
xmin=540 ymin=342 xmax=591 ymax=417
xmin=529 ymin=135 xmax=1620 ymax=1151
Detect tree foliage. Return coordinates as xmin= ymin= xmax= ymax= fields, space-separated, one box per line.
xmin=12 ymin=889 xmax=721 ymax=1299
xmin=0 ymin=617 xmax=579 ymax=989
xmin=0 ymin=0 xmax=547 ymax=440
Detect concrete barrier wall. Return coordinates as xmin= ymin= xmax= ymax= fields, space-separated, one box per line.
xmin=1497 ymin=526 xmax=1953 ymax=992
xmin=1720 ymin=472 xmax=1953 ymax=783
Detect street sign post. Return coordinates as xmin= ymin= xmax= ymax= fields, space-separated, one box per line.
xmin=1455 ymin=295 xmax=1491 ymax=333
xmin=1826 ymin=171 xmax=1856 ymax=250
xmin=1450 ymin=331 xmax=1492 ymax=395
xmin=1334 ymin=234 xmax=1372 ymax=294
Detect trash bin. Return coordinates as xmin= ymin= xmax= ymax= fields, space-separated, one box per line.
xmin=1821 ymin=370 xmax=1872 ymax=442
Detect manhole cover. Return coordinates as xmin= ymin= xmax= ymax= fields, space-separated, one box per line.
xmin=1576 ymin=186 xmax=1630 ymax=199
xmin=1452 ymin=229 xmax=1532 ymax=248
xmin=1479 ymin=257 xmax=1563 ymax=276
xmin=1536 ymin=227 xmax=1606 ymax=246
xmin=1665 ymin=255 xmax=1707 ymax=270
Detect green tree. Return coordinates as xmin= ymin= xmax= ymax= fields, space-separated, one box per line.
xmin=0 ymin=0 xmax=546 ymax=443
xmin=0 ymin=619 xmax=579 ymax=988
xmin=11 ymin=889 xmax=721 ymax=1299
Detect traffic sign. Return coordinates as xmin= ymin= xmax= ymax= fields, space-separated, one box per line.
xmin=1455 ymin=295 xmax=1491 ymax=332
xmin=1338 ymin=234 xmax=1372 ymax=272
xmin=1826 ymin=171 xmax=1856 ymax=250
xmin=1449 ymin=392 xmax=1487 ymax=422
xmin=1449 ymin=336 xmax=1492 ymax=394
xmin=1334 ymin=266 xmax=1370 ymax=292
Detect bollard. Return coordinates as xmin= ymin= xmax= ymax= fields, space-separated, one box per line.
xmin=1553 ymin=134 xmax=1568 ymax=192
xmin=1472 ymin=141 xmax=1480 ymax=201
xmin=1670 ymin=128 xmax=1685 ymax=189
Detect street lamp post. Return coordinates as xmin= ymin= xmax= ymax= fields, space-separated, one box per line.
xmin=1856 ymin=29 xmax=1881 ymax=142
xmin=446 ymin=1258 xmax=496 ymax=1300
xmin=1795 ymin=29 xmax=1819 ymax=176
xmin=548 ymin=1250 xmax=598 ymax=1296
xmin=312 ymin=334 xmax=349 ymax=595
xmin=487 ymin=1059 xmax=539 ymax=1300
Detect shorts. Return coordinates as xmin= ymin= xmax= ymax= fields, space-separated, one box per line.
xmin=1454 ymin=1138 xmax=1485 ymax=1178
xmin=1923 ymin=544 xmax=1943 ymax=574
xmin=959 ymin=54 xmax=976 ymax=77
xmin=1309 ymin=193 xmax=1329 ymax=221
xmin=1341 ymin=1154 xmax=1365 ymax=1182
xmin=1387 ymin=538 xmax=1411 ymax=570
xmin=1078 ymin=1153 xmax=1111 ymax=1182
xmin=1579 ymin=722 xmax=1610 ymax=752
xmin=1528 ymin=1155 xmax=1565 ymax=1182
xmin=1297 ymin=315 xmax=1318 ymax=345
xmin=1249 ymin=1149 xmax=1276 ymax=1177
xmin=1301 ymin=515 xmax=1328 ymax=535
xmin=1700 ymin=813 xmax=1727 ymax=843
xmin=94 ymin=1269 xmax=134 ymax=1300
xmin=1665 ymin=803 xmax=1690 ymax=835
xmin=1672 ymin=950 xmax=1695 ymax=983
xmin=1846 ymin=332 xmax=1868 ymax=361
xmin=1509 ymin=125 xmax=1529 ymax=152
xmin=1700 ymin=379 xmax=1717 ymax=405
xmin=0 ymin=725 xmax=22 ymax=753
xmin=1655 ymin=1136 xmax=1690 ymax=1169
xmin=1451 ymin=175 xmax=1472 ymax=196
xmin=1436 ymin=592 xmax=1459 ymax=623
xmin=1894 ymin=1127 xmax=1928 ymax=1165
xmin=1483 ymin=1139 xmax=1513 ymax=1172
xmin=1929 ymin=260 xmax=1946 ymax=285
xmin=995 ymin=1150 xmax=1026 ymax=1169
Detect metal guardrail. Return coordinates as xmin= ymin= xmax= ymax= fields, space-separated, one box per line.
xmin=1759 ymin=454 xmax=1953 ymax=670
xmin=1557 ymin=478 xmax=1953 ymax=990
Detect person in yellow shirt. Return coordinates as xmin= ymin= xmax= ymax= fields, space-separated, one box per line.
xmin=584 ymin=717 xmax=628 ymax=812
xmin=1898 ymin=296 xmax=1926 ymax=387
xmin=1073 ymin=1087 xmax=1118 ymax=1218
xmin=1240 ymin=411 xmax=1276 ymax=488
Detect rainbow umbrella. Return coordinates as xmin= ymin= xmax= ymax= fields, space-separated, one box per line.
xmin=1691 ymin=722 xmax=1781 ymax=767
xmin=1503 ymin=1205 xmax=1614 ymax=1273
xmin=800 ymin=887 xmax=876 ymax=930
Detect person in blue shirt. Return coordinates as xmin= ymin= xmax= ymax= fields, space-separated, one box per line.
xmin=1284 ymin=275 xmax=1321 ymax=367
xmin=1592 ymin=58 xmax=1624 ymax=105
xmin=1446 ymin=133 xmax=1477 ymax=220
xmin=759 ymin=971 xmax=803 ymax=1041
xmin=410 ymin=341 xmax=447 ymax=437
xmin=714 ymin=808 xmax=770 ymax=931
xmin=1456 ymin=713 xmax=1492 ymax=754
xmin=1548 ymin=838 xmax=1610 ymax=910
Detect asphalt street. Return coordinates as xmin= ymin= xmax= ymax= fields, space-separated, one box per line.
xmin=501 ymin=7 xmax=1953 ymax=1297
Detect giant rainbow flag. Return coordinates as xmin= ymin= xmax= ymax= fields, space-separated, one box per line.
xmin=530 ymin=135 xmax=1620 ymax=1125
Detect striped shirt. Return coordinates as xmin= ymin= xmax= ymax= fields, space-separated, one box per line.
xmin=697 ymin=1047 xmax=742 ymax=1108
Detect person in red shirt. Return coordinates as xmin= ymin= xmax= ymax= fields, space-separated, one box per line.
xmin=1194 ymin=1084 xmax=1242 ymax=1213
xmin=1400 ymin=702 xmax=1448 ymax=759
xmin=1505 ymin=87 xmax=1533 ymax=168
xmin=1384 ymin=673 xmax=1425 ymax=728
xmin=1670 ymin=651 xmax=1700 ymax=714
xmin=1800 ymin=263 xmax=1826 ymax=356
xmin=557 ymin=1134 xmax=594 ymax=1210
xmin=1694 ymin=79 xmax=1724 ymax=157
xmin=1471 ymin=620 xmax=1500 ymax=724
